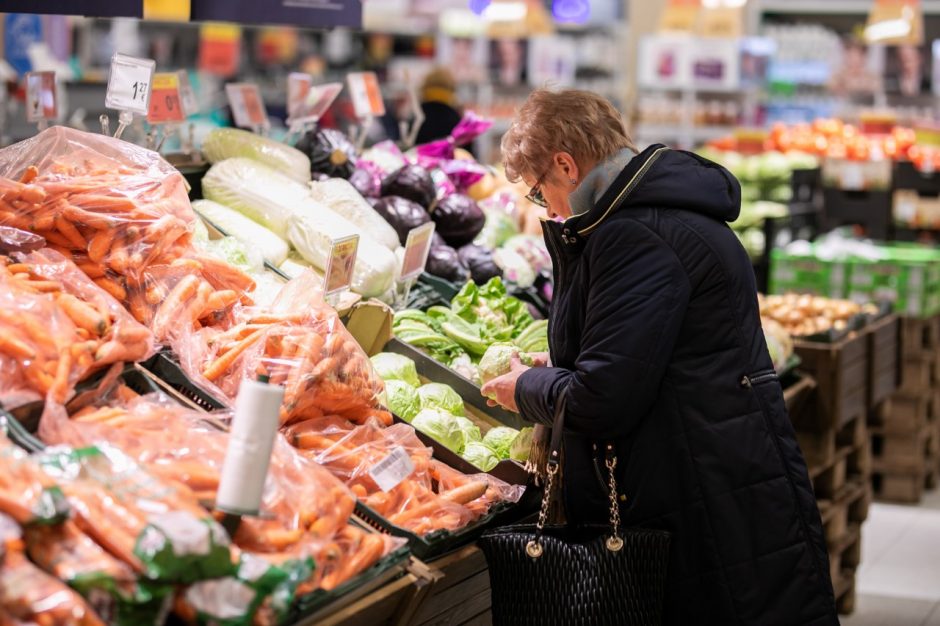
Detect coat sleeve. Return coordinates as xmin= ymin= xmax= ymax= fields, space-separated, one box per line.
xmin=514 ymin=221 xmax=691 ymax=439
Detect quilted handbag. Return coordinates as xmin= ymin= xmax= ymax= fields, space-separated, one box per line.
xmin=479 ymin=392 xmax=671 ymax=626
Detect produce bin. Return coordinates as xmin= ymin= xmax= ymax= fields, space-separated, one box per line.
xmin=794 ymin=331 xmax=869 ymax=432
xmin=140 ymin=351 xmax=228 ymax=412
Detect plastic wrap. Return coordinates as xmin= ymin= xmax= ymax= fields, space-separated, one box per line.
xmin=0 ymin=423 xmax=68 ymax=525
xmin=34 ymin=439 xmax=232 ymax=584
xmin=307 ymin=178 xmax=400 ymax=251
xmin=174 ymin=272 xmax=389 ymax=427
xmin=295 ymin=128 xmax=358 ymax=180
xmin=359 ymin=141 xmax=407 ymax=178
xmin=415 ymin=112 xmax=493 ymax=165
xmin=202 ymin=128 xmax=311 ymax=184
xmin=348 ymin=162 xmax=384 ymax=199
xmin=439 ymin=159 xmax=487 ymax=194
xmin=192 ymin=200 xmax=289 ymax=266
xmin=380 ymin=165 xmax=436 ymax=210
xmin=0 ymin=546 xmax=106 ymax=626
xmin=0 ymin=225 xmax=44 ymax=253
xmin=431 ymin=194 xmax=486 ymax=247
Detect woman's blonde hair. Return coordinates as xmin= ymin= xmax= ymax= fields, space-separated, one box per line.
xmin=501 ymin=89 xmax=637 ymax=183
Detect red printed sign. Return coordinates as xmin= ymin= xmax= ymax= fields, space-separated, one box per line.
xmin=225 ymin=83 xmax=268 ymax=129
xmin=148 ymin=72 xmax=185 ymax=124
xmin=347 ymin=72 xmax=385 ymax=119
xmin=400 ymin=222 xmax=435 ymax=281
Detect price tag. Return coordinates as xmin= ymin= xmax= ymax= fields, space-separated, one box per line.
xmin=25 ymin=71 xmax=56 ymax=123
xmin=840 ymin=163 xmax=865 ymax=191
xmin=287 ymin=72 xmax=312 ymax=122
xmin=323 ymin=234 xmax=359 ymax=297
xmin=292 ymin=82 xmax=344 ymax=127
xmin=368 ymin=446 xmax=415 ymax=493
xmin=347 ymin=71 xmax=385 ymax=119
xmin=225 ymin=83 xmax=268 ymax=130
xmin=148 ymin=73 xmax=185 ymax=124
xmin=400 ymin=222 xmax=436 ymax=282
xmin=105 ymin=53 xmax=155 ymax=115
xmin=177 ymin=71 xmax=198 ymax=117
xmin=198 ymin=22 xmax=242 ymax=77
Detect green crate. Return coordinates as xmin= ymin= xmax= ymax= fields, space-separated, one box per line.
xmin=769 ymin=249 xmax=848 ymax=298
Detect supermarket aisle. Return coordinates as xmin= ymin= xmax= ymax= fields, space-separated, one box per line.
xmin=842 ymin=490 xmax=940 ymax=626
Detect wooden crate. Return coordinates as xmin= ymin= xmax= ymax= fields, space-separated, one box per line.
xmin=871 ymin=426 xmax=933 ymax=471
xmin=794 ymin=333 xmax=868 ymax=432
xmin=810 ymin=446 xmax=851 ymax=500
xmin=900 ymin=315 xmax=940 ymax=357
xmin=797 ymin=414 xmax=867 ymax=473
xmin=783 ymin=372 xmax=817 ymax=423
xmin=871 ymin=470 xmax=929 ymax=503
xmin=412 ymin=545 xmax=492 ymax=626
xmin=866 ymin=314 xmax=900 ymax=408
xmin=900 ymin=354 xmax=937 ymax=393
xmin=818 ymin=480 xmax=867 ymax=544
xmin=869 ymin=390 xmax=935 ymax=433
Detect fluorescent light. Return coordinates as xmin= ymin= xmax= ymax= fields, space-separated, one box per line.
xmin=483 ymin=1 xmax=528 ymax=21
xmin=865 ymin=18 xmax=912 ymax=42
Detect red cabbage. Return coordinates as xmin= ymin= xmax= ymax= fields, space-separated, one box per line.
xmin=432 ymin=194 xmax=485 ymax=247
xmin=458 ymin=244 xmax=503 ymax=284
xmin=426 ymin=245 xmax=470 ymax=283
xmin=381 ymin=165 xmax=436 ymax=209
xmin=372 ymin=196 xmax=431 ymax=246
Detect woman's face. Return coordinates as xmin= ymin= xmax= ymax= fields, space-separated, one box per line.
xmin=523 ymin=157 xmax=579 ymax=220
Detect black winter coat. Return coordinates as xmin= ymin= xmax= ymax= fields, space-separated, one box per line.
xmin=514 ymin=145 xmax=838 ymax=626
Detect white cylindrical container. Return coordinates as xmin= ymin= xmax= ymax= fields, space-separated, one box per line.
xmin=216 ymin=378 xmax=284 ymax=516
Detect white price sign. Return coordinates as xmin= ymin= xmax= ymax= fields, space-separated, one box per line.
xmin=401 ymin=222 xmax=436 ymax=281
xmin=105 ymin=53 xmax=156 ymax=115
xmin=225 ymin=83 xmax=268 ymax=130
xmin=25 ymin=71 xmax=56 ymax=123
xmin=368 ymin=446 xmax=415 ymax=492
xmin=347 ymin=71 xmax=385 ymax=119
xmin=287 ymin=72 xmax=312 ymax=122
xmin=177 ymin=70 xmax=198 ymax=118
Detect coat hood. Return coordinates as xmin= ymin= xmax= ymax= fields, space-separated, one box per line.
xmin=567 ymin=144 xmax=741 ymax=238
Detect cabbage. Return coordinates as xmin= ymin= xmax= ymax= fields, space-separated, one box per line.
xmin=308 ymin=179 xmax=400 ymax=250
xmin=426 ymin=245 xmax=470 ymax=283
xmin=412 ymin=409 xmax=466 ymax=454
xmin=295 ymin=128 xmax=358 ymax=179
xmin=203 ymin=236 xmax=262 ymax=273
xmin=502 ymin=235 xmax=552 ymax=275
xmin=462 ymin=442 xmax=499 ymax=471
xmin=479 ymin=344 xmax=522 ymax=384
xmin=493 ymin=248 xmax=536 ymax=288
xmin=370 ymin=353 xmax=420 ymax=387
xmin=455 ymin=416 xmax=482 ymax=444
xmin=202 ymin=128 xmax=311 ymax=183
xmin=432 ymin=194 xmax=486 ymax=247
xmin=475 ymin=207 xmax=519 ymax=249
xmin=384 ymin=379 xmax=420 ymax=421
xmin=509 ymin=427 xmax=534 ymax=462
xmin=381 ymin=165 xmax=436 ymax=209
xmin=193 ymin=215 xmax=209 ymax=244
xmin=193 ymin=199 xmax=289 ymax=265
xmin=278 ymin=255 xmax=321 ymax=280
xmin=457 ymin=244 xmax=502 ymax=284
xmin=250 ymin=271 xmax=286 ymax=307
xmin=371 ymin=196 xmax=431 ymax=246
xmin=416 ymin=383 xmax=465 ymax=416
xmin=483 ymin=426 xmax=520 ymax=460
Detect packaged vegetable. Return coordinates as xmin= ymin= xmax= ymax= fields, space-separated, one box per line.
xmin=193 ymin=199 xmax=289 ymax=265
xmin=202 ymin=128 xmax=311 ymax=184
xmin=415 ymin=112 xmax=493 ymax=165
xmin=439 ymin=159 xmax=487 ymax=194
xmin=0 ymin=421 xmax=69 ymax=525
xmin=381 ymin=165 xmax=436 ymax=210
xmin=425 ymin=245 xmax=469 ymax=283
xmin=457 ymin=244 xmax=503 ymax=284
xmin=0 ymin=225 xmax=44 ymax=253
xmin=295 ymin=128 xmax=358 ymax=180
xmin=412 ymin=408 xmax=467 ymax=454
xmin=371 ymin=196 xmax=432 ymax=246
xmin=432 ymin=194 xmax=486 ymax=248
xmin=360 ymin=141 xmax=408 ymax=177
xmin=370 ymin=353 xmax=420 ymax=387
xmin=462 ymin=441 xmax=499 ymax=472
xmin=383 ymin=379 xmax=420 ymax=422
xmin=482 ymin=426 xmax=520 ymax=460
xmin=308 ymin=178 xmax=399 ymax=251
xmin=348 ymin=162 xmax=383 ymax=199
xmin=416 ymin=383 xmax=465 ymax=416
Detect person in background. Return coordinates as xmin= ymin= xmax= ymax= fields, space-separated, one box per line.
xmin=829 ymin=37 xmax=882 ymax=98
xmin=482 ymin=88 xmax=838 ymax=625
xmin=414 ymin=67 xmax=463 ymax=146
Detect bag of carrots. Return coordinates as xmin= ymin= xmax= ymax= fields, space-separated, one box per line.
xmin=0 ymin=513 xmax=106 ymax=626
xmin=0 ymin=417 xmax=69 ymax=525
xmin=34 ymin=441 xmax=234 ymax=584
xmin=0 ymin=127 xmax=255 ymax=341
xmin=25 ymin=521 xmax=173 ymax=626
xmin=176 ymin=271 xmax=387 ymax=427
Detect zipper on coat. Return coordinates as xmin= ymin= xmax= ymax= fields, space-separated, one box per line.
xmin=740 ymin=370 xmax=778 ymax=388
xmin=543 ymin=226 xmax=566 ymax=366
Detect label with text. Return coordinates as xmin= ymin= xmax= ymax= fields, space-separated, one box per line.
xmin=225 ymin=83 xmax=268 ymax=129
xmin=368 ymin=446 xmax=416 ymax=493
xmin=25 ymin=71 xmax=56 ymax=122
xmin=401 ymin=222 xmax=436 ymax=281
xmin=324 ymin=234 xmax=359 ymax=296
xmin=105 ymin=53 xmax=156 ymax=115
xmin=148 ymin=72 xmax=186 ymax=124
xmin=347 ymin=71 xmax=385 ymax=119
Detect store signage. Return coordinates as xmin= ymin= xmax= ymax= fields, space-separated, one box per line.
xmin=190 ymin=0 xmax=361 ymax=29
xmin=292 ymin=82 xmax=343 ymax=127
xmin=0 ymin=1 xmax=142 ymax=17
xmin=143 ymin=0 xmax=190 ymax=20
xmin=198 ymin=23 xmax=242 ymax=77
xmin=865 ymin=0 xmax=923 ymax=45
xmin=177 ymin=71 xmax=198 ymax=117
xmin=25 ymin=72 xmax=57 ymax=123
xmin=347 ymin=72 xmax=385 ymax=119
xmin=105 ymin=53 xmax=155 ymax=116
xmin=4 ymin=14 xmax=43 ymax=75
xmin=148 ymin=73 xmax=185 ymax=124
xmin=324 ymin=234 xmax=359 ymax=297
xmin=401 ymin=223 xmax=436 ymax=282
xmin=659 ymin=0 xmax=700 ymax=33
xmin=697 ymin=5 xmax=744 ymax=39
xmin=287 ymin=73 xmax=312 ymax=122
xmin=225 ymin=83 xmax=268 ymax=130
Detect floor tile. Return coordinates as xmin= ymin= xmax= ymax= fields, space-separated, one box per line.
xmin=857 ymin=507 xmax=940 ymax=602
xmin=858 ymin=503 xmax=921 ymax=567
xmin=840 ymin=594 xmax=937 ymax=626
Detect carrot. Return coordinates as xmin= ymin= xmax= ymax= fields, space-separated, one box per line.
xmin=31 ymin=213 xmax=55 ymax=231
xmin=41 ymin=229 xmax=74 ymax=249
xmin=75 ymin=262 xmax=106 ymax=279
xmin=49 ymin=350 xmax=73 ymax=403
xmin=182 ymin=280 xmax=213 ymax=327
xmin=55 ymin=215 xmax=88 ymax=249
xmin=0 ymin=489 xmax=35 ymax=523
xmin=203 ymin=289 xmax=239 ymax=315
xmin=95 ymin=340 xmax=147 ymax=363
xmin=114 ymin=325 xmax=151 ymax=344
xmin=440 ymin=481 xmax=488 ymax=505
xmin=193 ymin=255 xmax=256 ymax=292
xmin=61 ymin=204 xmax=112 ymax=230
xmin=150 ymin=275 xmax=199 ymax=338
xmin=107 ymin=238 xmax=130 ymax=274
xmin=202 ymin=328 xmax=265 ymax=381
xmin=87 ymin=230 xmax=115 ymax=264
xmin=144 ymin=282 xmax=167 ymax=305
xmin=0 ymin=332 xmax=36 ymax=359
xmin=18 ymin=165 xmax=38 ymax=184
xmin=58 ymin=294 xmax=107 ymax=336
xmin=94 ymin=277 xmax=127 ymax=302
xmin=248 ymin=313 xmax=308 ymax=325
xmin=340 ymin=533 xmax=386 ymax=582
xmin=68 ymin=194 xmax=137 ymax=212
xmin=23 ymin=280 xmax=62 ymax=293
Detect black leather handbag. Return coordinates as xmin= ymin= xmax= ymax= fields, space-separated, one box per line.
xmin=479 ymin=394 xmax=672 ymax=626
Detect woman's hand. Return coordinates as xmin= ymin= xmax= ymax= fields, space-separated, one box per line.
xmin=480 ymin=353 xmax=530 ymax=412
xmin=528 ymin=352 xmax=550 ymax=367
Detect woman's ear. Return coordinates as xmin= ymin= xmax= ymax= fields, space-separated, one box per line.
xmin=554 ymin=152 xmax=579 ymax=183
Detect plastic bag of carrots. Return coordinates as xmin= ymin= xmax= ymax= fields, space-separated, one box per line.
xmin=0 ymin=248 xmax=156 ymax=407
xmin=176 ymin=271 xmax=386 ymax=427
xmin=0 ymin=416 xmax=69 ymax=525
xmin=34 ymin=440 xmax=234 ymax=585
xmin=0 ymin=127 xmax=255 ymax=341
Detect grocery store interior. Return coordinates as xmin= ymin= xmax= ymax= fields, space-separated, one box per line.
xmin=3 ymin=0 xmax=940 ymax=624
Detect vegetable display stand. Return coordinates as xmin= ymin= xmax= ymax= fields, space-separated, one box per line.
xmin=821 ymin=188 xmax=892 ymax=240
xmin=782 ymin=371 xmax=817 ymax=426
xmin=793 ymin=332 xmax=869 ymax=432
xmin=140 ymin=351 xmax=228 ymax=412
xmin=864 ymin=314 xmax=900 ymax=408
xmin=407 ymin=544 xmax=494 ymax=626
xmin=828 ymin=524 xmax=862 ymax=615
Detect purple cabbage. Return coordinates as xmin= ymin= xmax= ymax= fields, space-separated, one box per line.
xmin=381 ymin=165 xmax=436 ymax=209
xmin=431 ymin=194 xmax=486 ymax=247
xmin=458 ymin=244 xmax=503 ymax=284
xmin=372 ymin=196 xmax=431 ymax=246
xmin=426 ymin=245 xmax=470 ymax=283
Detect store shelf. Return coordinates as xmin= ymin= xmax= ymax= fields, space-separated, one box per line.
xmin=759 ymin=0 xmax=940 ymax=14
xmin=635 ymin=125 xmax=734 ymax=144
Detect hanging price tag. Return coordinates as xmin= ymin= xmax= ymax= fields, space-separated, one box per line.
xmin=105 ymin=53 xmax=155 ymax=115
xmin=287 ymin=72 xmax=312 ymax=122
xmin=368 ymin=446 xmax=415 ymax=493
xmin=323 ymin=234 xmax=359 ymax=297
xmin=148 ymin=72 xmax=185 ymax=124
xmin=400 ymin=222 xmax=436 ymax=282
xmin=25 ymin=71 xmax=56 ymax=123
xmin=225 ymin=83 xmax=268 ymax=131
xmin=177 ymin=71 xmax=198 ymax=117
xmin=347 ymin=72 xmax=385 ymax=119
xmin=295 ymin=82 xmax=344 ymax=128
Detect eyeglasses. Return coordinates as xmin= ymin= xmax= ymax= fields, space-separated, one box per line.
xmin=526 ymin=168 xmax=550 ymax=208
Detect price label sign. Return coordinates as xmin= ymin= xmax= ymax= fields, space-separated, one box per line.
xmin=148 ymin=72 xmax=185 ymax=124
xmin=105 ymin=53 xmax=156 ymax=115
xmin=177 ymin=70 xmax=198 ymax=117
xmin=347 ymin=71 xmax=385 ymax=119
xmin=25 ymin=71 xmax=56 ymax=123
xmin=294 ymin=82 xmax=344 ymax=127
xmin=840 ymin=163 xmax=865 ymax=191
xmin=368 ymin=446 xmax=415 ymax=492
xmin=323 ymin=234 xmax=359 ymax=297
xmin=400 ymin=222 xmax=436 ymax=282
xmin=225 ymin=83 xmax=268 ymax=130
xmin=287 ymin=72 xmax=312 ymax=122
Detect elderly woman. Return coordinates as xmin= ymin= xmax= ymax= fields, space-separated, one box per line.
xmin=481 ymin=89 xmax=838 ymax=625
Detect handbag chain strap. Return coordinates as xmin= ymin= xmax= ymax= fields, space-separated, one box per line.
xmin=525 ymin=390 xmax=624 ymax=559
